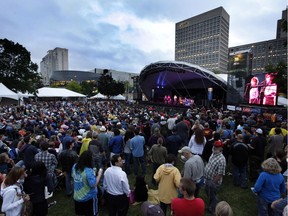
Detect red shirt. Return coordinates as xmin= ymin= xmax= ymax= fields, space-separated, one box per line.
xmin=171 ymin=197 xmax=205 ymax=216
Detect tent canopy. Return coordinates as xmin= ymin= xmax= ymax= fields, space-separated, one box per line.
xmin=0 ymin=83 xmax=18 ymax=100
xmin=111 ymin=94 xmax=126 ymax=100
xmin=37 ymin=87 xmax=86 ymax=98
xmin=89 ymin=93 xmax=107 ymax=99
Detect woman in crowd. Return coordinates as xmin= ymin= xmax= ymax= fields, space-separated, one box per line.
xmin=72 ymin=150 xmax=103 ymax=216
xmin=188 ymin=128 xmax=206 ymax=156
xmin=1 ymin=167 xmax=30 ymax=216
xmin=148 ymin=137 xmax=167 ymax=186
xmin=252 ymin=158 xmax=286 ymax=216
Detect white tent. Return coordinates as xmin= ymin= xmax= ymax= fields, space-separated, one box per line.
xmin=278 ymin=96 xmax=287 ymax=107
xmin=89 ymin=93 xmax=107 ymax=99
xmin=111 ymin=94 xmax=126 ymax=100
xmin=17 ymin=92 xmax=34 ymax=98
xmin=37 ymin=87 xmax=86 ymax=98
xmin=0 ymin=83 xmax=19 ymax=100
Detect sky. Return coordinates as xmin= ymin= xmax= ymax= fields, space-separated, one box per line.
xmin=0 ymin=0 xmax=286 ymax=74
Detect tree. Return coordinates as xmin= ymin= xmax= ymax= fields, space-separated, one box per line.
xmin=80 ymin=81 xmax=97 ymax=96
xmin=265 ymin=61 xmax=287 ymax=94
xmin=0 ymin=38 xmax=42 ymax=93
xmin=97 ymin=73 xmax=125 ymax=97
xmin=66 ymin=80 xmax=81 ymax=93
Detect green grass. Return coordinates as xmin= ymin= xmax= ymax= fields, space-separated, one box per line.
xmin=49 ymin=161 xmax=257 ymax=216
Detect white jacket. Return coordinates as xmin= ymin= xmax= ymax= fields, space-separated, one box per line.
xmin=1 ymin=184 xmax=24 ymax=216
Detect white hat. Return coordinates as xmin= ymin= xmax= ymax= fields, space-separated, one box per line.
xmin=178 ymin=146 xmax=192 ymax=154
xmin=100 ymin=126 xmax=106 ymax=132
xmin=256 ymin=128 xmax=263 ymax=134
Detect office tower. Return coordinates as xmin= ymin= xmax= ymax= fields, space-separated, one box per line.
xmin=229 ymin=8 xmax=287 ymax=75
xmin=40 ymin=47 xmax=68 ymax=85
xmin=175 ymin=7 xmax=230 ymax=73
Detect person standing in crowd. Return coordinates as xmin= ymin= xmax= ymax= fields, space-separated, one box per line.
xmin=103 ymin=154 xmax=130 ymax=216
xmin=123 ymin=130 xmax=134 ymax=175
xmin=204 ymin=140 xmax=226 ymax=214
xmin=35 ymin=141 xmax=58 ymax=193
xmin=154 ymin=154 xmax=181 ymax=215
xmin=58 ymin=140 xmax=79 ymax=196
xmin=202 ymin=132 xmax=221 ymax=163
xmin=108 ymin=129 xmax=124 ymax=158
xmin=133 ymin=175 xmax=148 ymax=203
xmin=267 ymin=127 xmax=284 ymax=158
xmin=178 ymin=146 xmax=204 ymax=197
xmin=1 ymin=167 xmax=30 ymax=216
xmin=97 ymin=126 xmax=111 ymax=166
xmin=62 ymin=130 xmax=74 ymax=150
xmin=130 ymin=127 xmax=146 ymax=176
xmin=252 ymin=158 xmax=285 ymax=216
xmin=89 ymin=132 xmax=104 ymax=170
xmin=188 ymin=128 xmax=206 ymax=156
xmin=203 ymin=122 xmax=213 ymax=140
xmin=166 ymin=128 xmax=182 ymax=158
xmin=229 ymin=134 xmax=249 ymax=188
xmin=175 ymin=116 xmax=189 ymax=146
xmin=17 ymin=134 xmax=38 ymax=169
xmin=148 ymin=127 xmax=165 ymax=149
xmin=72 ymin=150 xmax=103 ymax=216
xmin=248 ymin=128 xmax=267 ymax=181
xmin=148 ymin=137 xmax=167 ymax=185
xmin=23 ymin=162 xmax=48 ymax=216
xmin=79 ymin=131 xmax=92 ymax=156
xmin=171 ymin=178 xmax=205 ymax=216
xmin=215 ymin=201 xmax=233 ymax=216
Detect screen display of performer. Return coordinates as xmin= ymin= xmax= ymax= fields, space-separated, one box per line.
xmin=246 ymin=73 xmax=278 ymax=106
xmin=260 ymin=73 xmax=278 ymax=106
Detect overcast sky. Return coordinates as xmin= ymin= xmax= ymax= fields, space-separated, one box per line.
xmin=1 ymin=0 xmax=286 ymax=73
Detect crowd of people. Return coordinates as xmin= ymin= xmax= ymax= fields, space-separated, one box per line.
xmin=0 ymin=100 xmax=286 ymax=216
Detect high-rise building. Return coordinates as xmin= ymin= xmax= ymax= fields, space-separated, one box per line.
xmin=229 ymin=9 xmax=287 ymax=75
xmin=40 ymin=47 xmax=68 ymax=85
xmin=175 ymin=7 xmax=230 ymax=73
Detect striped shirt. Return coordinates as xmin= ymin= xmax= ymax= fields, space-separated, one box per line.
xmin=204 ymin=152 xmax=226 ymax=184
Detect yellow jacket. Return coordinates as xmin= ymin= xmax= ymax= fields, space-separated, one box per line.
xmin=154 ymin=164 xmax=181 ymax=204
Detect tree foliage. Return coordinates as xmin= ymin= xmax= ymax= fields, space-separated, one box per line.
xmin=80 ymin=81 xmax=97 ymax=96
xmin=265 ymin=61 xmax=287 ymax=94
xmin=97 ymin=73 xmax=125 ymax=97
xmin=66 ymin=80 xmax=81 ymax=93
xmin=0 ymin=38 xmax=42 ymax=93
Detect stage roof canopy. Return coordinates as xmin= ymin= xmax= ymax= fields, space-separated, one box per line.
xmin=139 ymin=61 xmax=228 ymax=100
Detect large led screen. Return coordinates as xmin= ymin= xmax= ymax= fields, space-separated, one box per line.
xmin=244 ymin=73 xmax=278 ymax=106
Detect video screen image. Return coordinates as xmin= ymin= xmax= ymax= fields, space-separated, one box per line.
xmin=245 ymin=73 xmax=278 ymax=106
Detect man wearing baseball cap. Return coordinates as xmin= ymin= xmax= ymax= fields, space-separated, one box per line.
xmin=203 ymin=140 xmax=226 ymax=214
xmin=178 ymin=146 xmax=204 ymax=197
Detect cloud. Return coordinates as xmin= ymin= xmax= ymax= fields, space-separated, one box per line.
xmin=0 ymin=0 xmax=286 ymax=73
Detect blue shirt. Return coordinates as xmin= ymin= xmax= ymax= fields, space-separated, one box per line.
xmin=72 ymin=164 xmax=97 ymax=202
xmin=254 ymin=171 xmax=286 ymax=203
xmin=108 ymin=135 xmax=123 ymax=154
xmin=130 ymin=135 xmax=145 ymax=157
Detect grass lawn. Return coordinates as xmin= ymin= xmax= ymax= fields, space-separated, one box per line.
xmin=49 ymin=160 xmax=257 ymax=216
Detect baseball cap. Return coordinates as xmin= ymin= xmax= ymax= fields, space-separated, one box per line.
xmin=141 ymin=201 xmax=164 ymax=216
xmin=214 ymin=140 xmax=224 ymax=148
xmin=100 ymin=126 xmax=106 ymax=132
xmin=178 ymin=146 xmax=192 ymax=154
xmin=256 ymin=128 xmax=263 ymax=134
